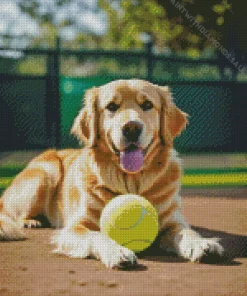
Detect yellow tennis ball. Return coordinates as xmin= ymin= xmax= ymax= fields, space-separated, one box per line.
xmin=100 ymin=194 xmax=159 ymax=252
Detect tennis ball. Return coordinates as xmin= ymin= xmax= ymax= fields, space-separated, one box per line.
xmin=100 ymin=194 xmax=159 ymax=252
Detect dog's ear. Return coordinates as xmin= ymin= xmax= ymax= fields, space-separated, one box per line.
xmin=158 ymin=86 xmax=188 ymax=146
xmin=71 ymin=87 xmax=99 ymax=147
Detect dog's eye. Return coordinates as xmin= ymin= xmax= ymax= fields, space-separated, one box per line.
xmin=106 ymin=102 xmax=120 ymax=112
xmin=140 ymin=100 xmax=153 ymax=111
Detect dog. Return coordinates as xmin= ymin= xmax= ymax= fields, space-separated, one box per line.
xmin=0 ymin=79 xmax=223 ymax=268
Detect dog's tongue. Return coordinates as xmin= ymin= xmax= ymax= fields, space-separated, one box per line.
xmin=120 ymin=148 xmax=144 ymax=172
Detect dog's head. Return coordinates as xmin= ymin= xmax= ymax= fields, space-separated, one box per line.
xmin=71 ymin=79 xmax=188 ymax=173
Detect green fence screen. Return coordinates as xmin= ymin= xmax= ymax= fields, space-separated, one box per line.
xmin=60 ymin=76 xmax=112 ymax=147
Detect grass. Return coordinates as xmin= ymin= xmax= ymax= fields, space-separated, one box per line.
xmin=0 ymin=177 xmax=14 ymax=190
xmin=182 ymin=173 xmax=247 ymax=187
xmin=183 ymin=168 xmax=247 ymax=187
xmin=0 ymin=165 xmax=23 ymax=194
xmin=0 ymin=166 xmax=24 ymax=177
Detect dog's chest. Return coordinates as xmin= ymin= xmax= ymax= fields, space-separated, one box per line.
xmin=122 ymin=173 xmax=139 ymax=194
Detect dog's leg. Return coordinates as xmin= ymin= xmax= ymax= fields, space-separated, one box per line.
xmin=159 ymin=209 xmax=224 ymax=262
xmin=0 ymin=151 xmax=61 ymax=240
xmin=52 ymin=213 xmax=137 ymax=269
xmin=0 ymin=167 xmax=49 ymax=240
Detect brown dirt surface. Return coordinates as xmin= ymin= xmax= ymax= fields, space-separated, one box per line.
xmin=0 ymin=194 xmax=247 ymax=296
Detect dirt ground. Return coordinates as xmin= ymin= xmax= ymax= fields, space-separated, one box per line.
xmin=0 ymin=192 xmax=246 ymax=296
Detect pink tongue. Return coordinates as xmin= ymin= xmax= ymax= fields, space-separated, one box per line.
xmin=120 ymin=149 xmax=144 ymax=172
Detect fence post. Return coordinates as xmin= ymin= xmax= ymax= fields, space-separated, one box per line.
xmin=46 ymin=36 xmax=61 ymax=147
xmin=145 ymin=40 xmax=154 ymax=82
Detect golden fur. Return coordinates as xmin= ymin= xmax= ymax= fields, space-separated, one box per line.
xmin=0 ymin=79 xmax=223 ymax=268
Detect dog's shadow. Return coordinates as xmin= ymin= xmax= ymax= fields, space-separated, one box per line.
xmin=137 ymin=226 xmax=247 ymax=266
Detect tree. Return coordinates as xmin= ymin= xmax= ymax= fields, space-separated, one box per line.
xmin=17 ymin=0 xmax=246 ymax=64
xmin=18 ymin=0 xmax=105 ymax=48
xmin=99 ymin=0 xmax=235 ymax=57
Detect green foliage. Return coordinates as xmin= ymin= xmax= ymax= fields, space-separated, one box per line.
xmin=99 ymin=0 xmax=171 ymax=49
xmin=17 ymin=56 xmax=46 ymax=75
xmin=213 ymin=0 xmax=232 ymax=14
xmin=99 ymin=0 xmax=233 ymax=55
xmin=18 ymin=0 xmax=76 ymax=49
xmin=17 ymin=0 xmax=241 ymax=59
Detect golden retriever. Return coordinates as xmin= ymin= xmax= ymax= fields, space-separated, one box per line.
xmin=0 ymin=79 xmax=223 ymax=268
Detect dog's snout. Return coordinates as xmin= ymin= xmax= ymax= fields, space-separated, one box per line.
xmin=122 ymin=121 xmax=143 ymax=142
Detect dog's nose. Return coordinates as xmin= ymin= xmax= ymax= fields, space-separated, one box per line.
xmin=122 ymin=121 xmax=143 ymax=142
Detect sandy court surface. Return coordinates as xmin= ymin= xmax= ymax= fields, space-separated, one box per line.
xmin=0 ymin=194 xmax=246 ymax=296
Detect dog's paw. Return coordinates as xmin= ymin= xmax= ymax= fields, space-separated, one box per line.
xmin=178 ymin=237 xmax=224 ymax=262
xmin=51 ymin=229 xmax=137 ymax=268
xmin=91 ymin=233 xmax=138 ymax=269
xmin=175 ymin=229 xmax=224 ymax=262
xmin=0 ymin=214 xmax=26 ymax=241
xmin=101 ymin=243 xmax=137 ymax=269
xmin=23 ymin=219 xmax=42 ymax=228
xmin=51 ymin=229 xmax=91 ymax=258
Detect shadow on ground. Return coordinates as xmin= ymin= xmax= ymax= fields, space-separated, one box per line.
xmin=137 ymin=226 xmax=247 ymax=266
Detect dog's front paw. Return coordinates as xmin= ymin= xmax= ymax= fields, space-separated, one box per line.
xmin=0 ymin=214 xmax=26 ymax=241
xmin=51 ymin=229 xmax=92 ymax=258
xmin=92 ymin=233 xmax=137 ymax=269
xmin=51 ymin=230 xmax=137 ymax=269
xmin=175 ymin=229 xmax=224 ymax=262
xmin=23 ymin=219 xmax=42 ymax=228
xmin=102 ymin=244 xmax=137 ymax=269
